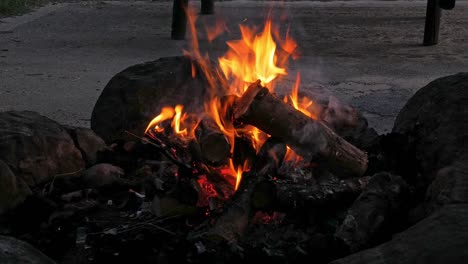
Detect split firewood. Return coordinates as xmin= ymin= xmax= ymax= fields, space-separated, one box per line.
xmin=233 ymin=80 xmax=368 ymax=178
xmin=273 ymin=176 xmax=371 ymax=211
xmin=195 ymin=117 xmax=230 ymax=164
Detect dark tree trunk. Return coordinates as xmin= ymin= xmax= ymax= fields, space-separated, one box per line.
xmin=171 ymin=0 xmax=188 ymax=40
xmin=423 ymin=0 xmax=441 ymax=46
xmin=201 ymin=0 xmax=215 ymax=15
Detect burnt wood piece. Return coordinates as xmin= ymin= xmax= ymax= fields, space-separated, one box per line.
xmin=201 ymin=0 xmax=215 ymax=15
xmin=423 ymin=0 xmax=441 ymax=46
xmin=171 ymin=0 xmax=188 ymax=40
xmin=335 ymin=172 xmax=410 ymax=253
xmin=274 ymin=176 xmax=371 ymax=211
xmin=234 ymin=81 xmax=368 ymax=178
xmin=196 ymin=117 xmax=230 ymax=164
xmin=189 ymin=138 xmax=286 ymax=244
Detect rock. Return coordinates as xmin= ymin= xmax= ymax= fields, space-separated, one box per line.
xmin=0 ymin=111 xmax=85 ymax=188
xmin=393 ymin=73 xmax=468 ymax=184
xmin=424 ymin=155 xmax=468 ymax=216
xmin=91 ymin=56 xmax=228 ymax=143
xmin=67 ymin=127 xmax=106 ymax=166
xmin=0 ymin=235 xmax=56 ymax=264
xmin=335 ymin=172 xmax=409 ymax=253
xmin=0 ymin=160 xmax=31 ymax=214
xmin=330 ymin=204 xmax=468 ymax=264
xmin=83 ymin=163 xmax=125 ymax=188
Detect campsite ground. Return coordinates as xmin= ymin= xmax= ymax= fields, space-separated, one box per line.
xmin=1 ymin=0 xmax=467 ymax=133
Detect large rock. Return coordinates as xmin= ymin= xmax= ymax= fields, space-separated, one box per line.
xmin=393 ymin=73 xmax=468 ymax=183
xmin=0 ymin=111 xmax=85 ymax=188
xmin=91 ymin=56 xmax=228 ymax=143
xmin=66 ymin=127 xmax=106 ymax=166
xmin=0 ymin=160 xmax=31 ymax=214
xmin=0 ymin=235 xmax=56 ymax=264
xmin=330 ymin=204 xmax=468 ymax=264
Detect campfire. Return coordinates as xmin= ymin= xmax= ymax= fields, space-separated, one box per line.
xmin=11 ymin=6 xmax=467 ymax=264
xmin=127 ymin=9 xmax=370 ymax=249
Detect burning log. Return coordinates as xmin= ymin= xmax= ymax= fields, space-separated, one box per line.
xmin=195 ymin=117 xmax=230 ymax=164
xmin=274 ymin=177 xmax=371 ymax=211
xmin=234 ymin=81 xmax=368 ymax=178
xmin=189 ymin=137 xmax=286 ymax=244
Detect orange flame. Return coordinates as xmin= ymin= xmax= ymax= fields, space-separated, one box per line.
xmin=172 ymin=105 xmax=188 ymax=137
xmin=218 ymin=19 xmax=295 ymax=94
xmin=145 ymin=107 xmax=175 ymax=134
xmin=285 ymin=72 xmax=318 ymax=120
xmin=228 ymin=159 xmax=249 ymax=191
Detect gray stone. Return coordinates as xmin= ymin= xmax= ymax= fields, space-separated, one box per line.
xmin=83 ymin=163 xmax=124 ymax=188
xmin=330 ymin=204 xmax=468 ymax=264
xmin=91 ymin=56 xmax=228 ymax=143
xmin=0 ymin=160 xmax=31 ymax=214
xmin=0 ymin=111 xmax=85 ymax=188
xmin=0 ymin=235 xmax=56 ymax=264
xmin=67 ymin=127 xmax=106 ymax=166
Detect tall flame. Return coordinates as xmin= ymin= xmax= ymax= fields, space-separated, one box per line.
xmin=218 ymin=19 xmax=295 ymax=94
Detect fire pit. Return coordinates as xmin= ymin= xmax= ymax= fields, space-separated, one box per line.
xmin=1 ymin=6 xmax=467 ymax=264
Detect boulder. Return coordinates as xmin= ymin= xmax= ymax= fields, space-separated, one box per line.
xmin=330 ymin=204 xmax=468 ymax=264
xmin=66 ymin=127 xmax=106 ymax=166
xmin=0 ymin=235 xmax=56 ymax=264
xmin=91 ymin=56 xmax=228 ymax=143
xmin=0 ymin=160 xmax=31 ymax=214
xmin=393 ymin=73 xmax=468 ymax=183
xmin=0 ymin=111 xmax=85 ymax=188
xmin=83 ymin=163 xmax=125 ymax=188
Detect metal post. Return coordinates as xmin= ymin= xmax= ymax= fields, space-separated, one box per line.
xmin=423 ymin=0 xmax=441 ymax=46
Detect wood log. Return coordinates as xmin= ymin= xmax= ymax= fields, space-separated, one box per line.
xmin=201 ymin=0 xmax=215 ymax=15
xmin=171 ymin=0 xmax=188 ymax=40
xmin=234 ymin=81 xmax=368 ymax=178
xmin=423 ymin=0 xmax=441 ymax=46
xmin=274 ymin=177 xmax=370 ymax=211
xmin=195 ymin=117 xmax=230 ymax=164
xmin=335 ymin=172 xmax=410 ymax=253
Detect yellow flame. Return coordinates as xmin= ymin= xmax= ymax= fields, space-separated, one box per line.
xmin=172 ymin=105 xmax=188 ymax=137
xmin=145 ymin=107 xmax=175 ymax=134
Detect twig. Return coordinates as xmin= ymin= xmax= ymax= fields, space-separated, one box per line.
xmin=124 ymin=130 xmax=191 ymax=170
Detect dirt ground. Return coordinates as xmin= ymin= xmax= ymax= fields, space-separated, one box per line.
xmin=0 ymin=0 xmax=467 ymax=133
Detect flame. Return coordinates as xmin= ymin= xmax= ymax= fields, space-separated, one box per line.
xmin=284 ymin=72 xmax=318 ymax=120
xmin=218 ymin=19 xmax=296 ymax=94
xmin=228 ymin=159 xmax=249 ymax=191
xmin=172 ymin=105 xmax=188 ymax=137
xmin=145 ymin=107 xmax=175 ymax=134
xmin=145 ymin=105 xmax=197 ymax=139
xmin=284 ymin=146 xmax=303 ymax=164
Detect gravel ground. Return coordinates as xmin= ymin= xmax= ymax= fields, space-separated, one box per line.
xmin=0 ymin=0 xmax=467 ymax=133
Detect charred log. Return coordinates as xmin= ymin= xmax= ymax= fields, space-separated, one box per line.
xmin=233 ymin=81 xmax=368 ymax=178
xmin=335 ymin=172 xmax=410 ymax=253
xmin=196 ymin=117 xmax=230 ymax=164
xmin=189 ymin=137 xmax=286 ymax=244
xmin=274 ymin=176 xmax=371 ymax=211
